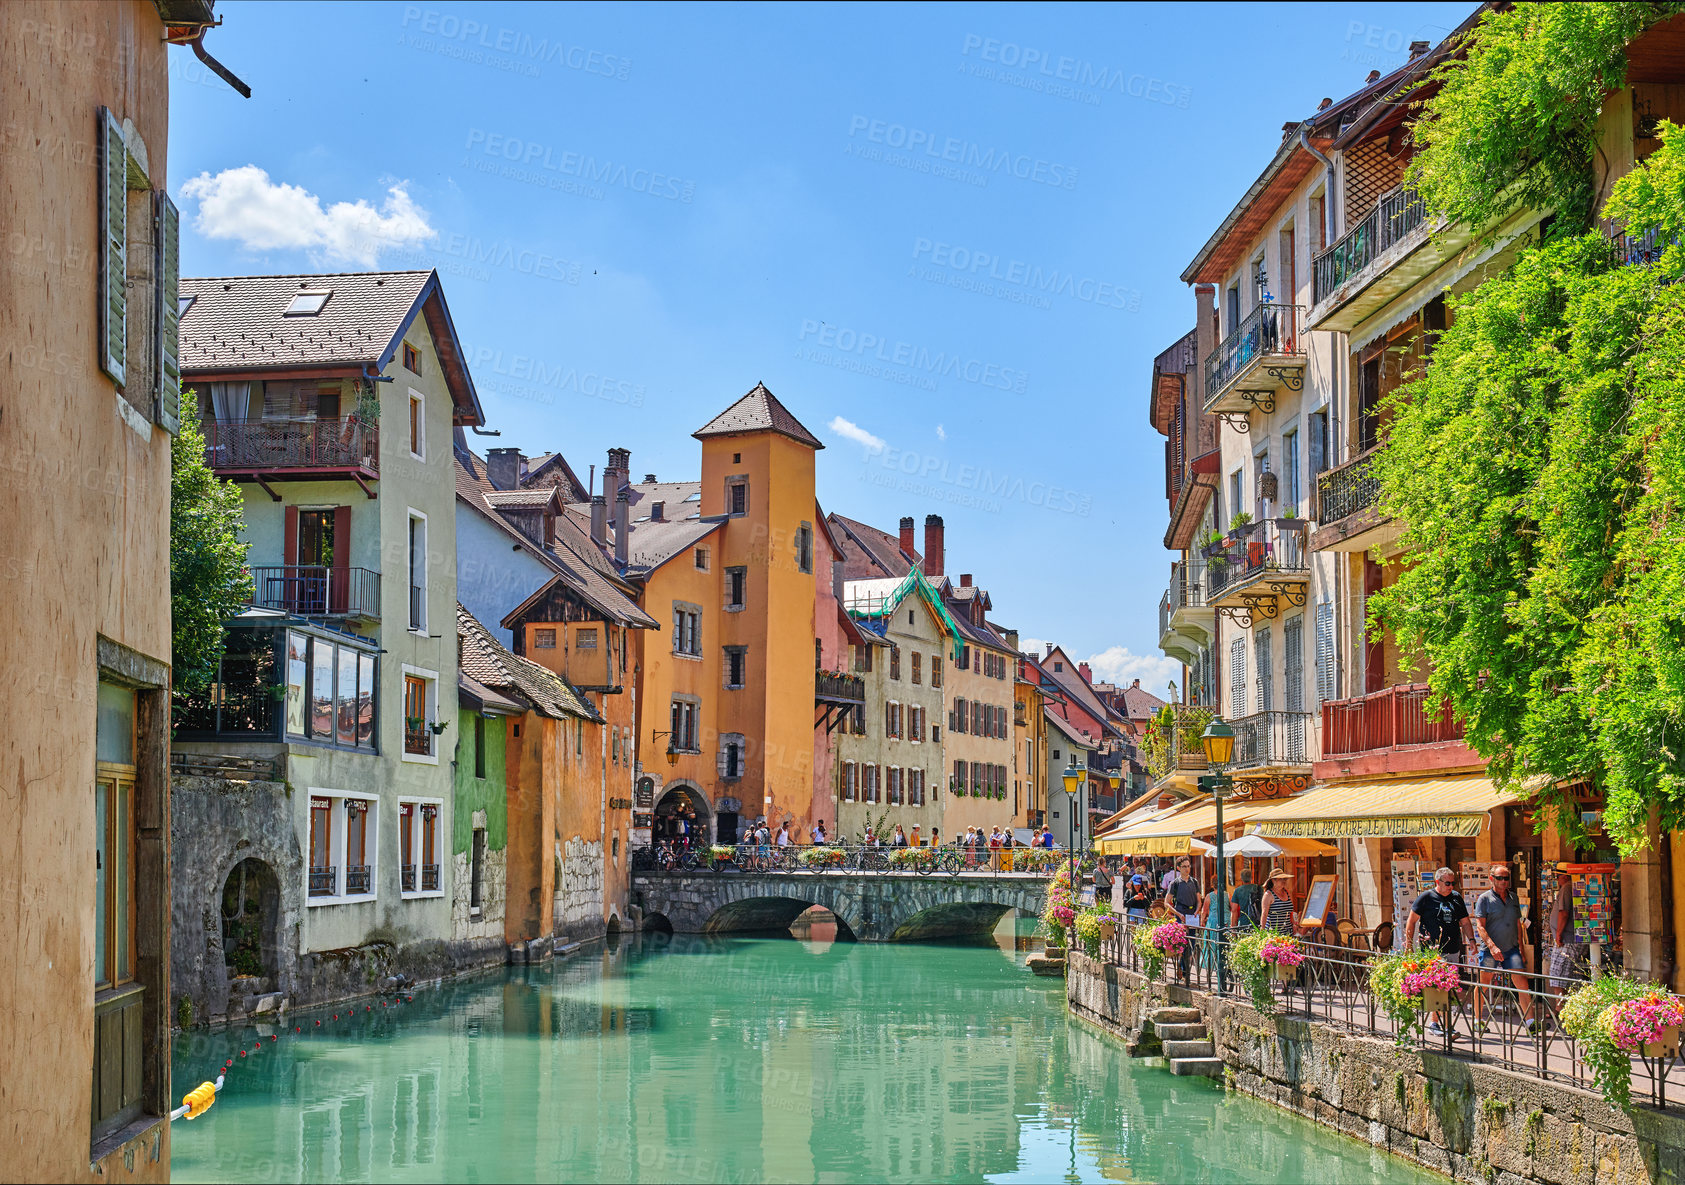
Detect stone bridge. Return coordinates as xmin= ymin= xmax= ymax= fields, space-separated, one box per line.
xmin=631 ymin=870 xmax=1048 ymax=942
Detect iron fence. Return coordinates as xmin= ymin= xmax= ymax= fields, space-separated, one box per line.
xmin=1206 ymin=519 xmax=1308 ymax=599
xmin=1227 ymin=709 xmax=1312 ymax=770
xmin=247 ymin=564 xmax=381 ymax=619
xmin=631 ymin=841 xmax=1073 ymax=877
xmin=202 ymin=417 xmax=377 ymax=473
xmin=308 ymin=865 xmax=337 ymax=896
xmin=1312 ymin=187 xmax=1427 ymax=305
xmin=1315 ymin=447 xmax=1382 ymax=525
xmin=1204 ymin=303 xmax=1304 ymax=404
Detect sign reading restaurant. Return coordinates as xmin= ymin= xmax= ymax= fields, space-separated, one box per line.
xmin=1255 ymin=814 xmax=1488 ymax=840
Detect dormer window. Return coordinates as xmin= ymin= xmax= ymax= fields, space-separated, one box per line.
xmin=284 ymin=290 xmax=332 ymax=316
xmin=179 ymin=293 xmax=197 ymax=317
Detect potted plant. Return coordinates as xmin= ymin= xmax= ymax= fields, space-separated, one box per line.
xmin=1227 ymin=511 xmax=1253 ymax=538
xmin=1199 ymin=527 xmax=1228 ymax=558
xmin=1260 ymin=934 xmax=1304 ymax=982
xmin=1561 ymin=976 xmax=1678 ymax=1109
xmin=709 ymin=844 xmax=736 ymax=867
xmin=1132 ymin=918 xmax=1188 ymax=981
xmin=1227 ymin=931 xmax=1279 ymax=1011
xmin=1401 ymin=956 xmax=1461 ymax=1014
xmin=1276 ymin=505 xmax=1307 ymax=530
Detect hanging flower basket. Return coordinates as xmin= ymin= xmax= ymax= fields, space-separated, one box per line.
xmin=1421 ymin=985 xmax=1451 ymax=1013
xmin=1272 ymin=962 xmax=1297 ymax=982
xmin=1098 ymin=918 xmax=1116 ymax=943
xmin=1645 ymin=1026 xmax=1681 ymax=1058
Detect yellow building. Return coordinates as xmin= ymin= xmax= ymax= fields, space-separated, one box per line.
xmin=940 ymin=577 xmax=1020 ymax=837
xmin=1013 ymin=657 xmax=1050 ymax=829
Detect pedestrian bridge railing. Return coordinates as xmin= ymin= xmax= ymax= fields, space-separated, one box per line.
xmin=631 ymin=841 xmax=1069 ymax=877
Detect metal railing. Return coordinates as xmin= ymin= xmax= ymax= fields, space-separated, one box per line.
xmin=404 ymin=720 xmax=432 ymax=756
xmin=247 ymin=565 xmax=381 ymax=618
xmin=308 ymin=865 xmax=337 ymax=896
xmin=632 ymin=841 xmax=1071 ymax=877
xmin=1206 ymin=520 xmax=1309 ymax=599
xmin=1204 ymin=303 xmax=1305 ymax=403
xmin=815 ymin=669 xmax=866 ymax=705
xmin=1143 ymin=703 xmax=1212 ymax=782
xmin=345 ymin=864 xmax=372 ymax=895
xmin=409 ymin=585 xmax=425 ymax=632
xmin=1229 ymin=709 xmax=1312 ymax=770
xmin=1608 ymin=225 xmax=1667 ymax=268
xmin=421 ymin=863 xmax=440 ymax=891
xmin=1315 ymin=447 xmax=1382 ymax=525
xmin=1312 ymin=186 xmax=1427 ymax=305
xmin=401 ymin=864 xmax=416 ymax=893
xmin=1322 ymin=682 xmax=1464 ymax=759
xmin=1102 ymin=920 xmax=1681 ymax=1107
xmin=203 ymin=417 xmax=377 ymax=473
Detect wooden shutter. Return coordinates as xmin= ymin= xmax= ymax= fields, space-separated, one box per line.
xmin=1255 ymin=627 xmax=1273 ymax=712
xmin=1284 ymin=617 xmax=1305 ymax=714
xmin=153 ymin=190 xmax=181 ymax=432
xmin=98 ymin=107 xmax=126 ymax=386
xmin=1229 ymin=637 xmax=1247 ymax=717
xmin=284 ymin=506 xmax=300 ymax=566
xmin=329 ymin=505 xmax=351 ymax=613
xmin=1315 ymin=602 xmax=1335 ymax=703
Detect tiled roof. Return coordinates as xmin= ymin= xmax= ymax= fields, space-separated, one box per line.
xmin=1045 ymin=708 xmax=1094 ymax=747
xmin=828 ymin=513 xmax=917 ymax=581
xmin=1119 ymin=682 xmax=1167 ymax=720
xmin=181 ymin=270 xmax=432 ymax=370
xmin=484 ymin=489 xmax=558 ymax=509
xmin=625 ymin=518 xmax=723 ymax=571
xmin=458 ymin=672 xmax=526 ymax=716
xmin=693 ymin=383 xmax=824 ymax=449
xmin=458 ymin=603 xmax=600 ymax=721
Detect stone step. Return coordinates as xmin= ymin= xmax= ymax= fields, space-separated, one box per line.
xmin=1169 ymin=1056 xmax=1226 ymax=1078
xmin=1148 ymin=1007 xmax=1202 ymax=1024
xmin=1154 ymin=1022 xmax=1209 ymax=1041
xmin=1161 ymin=1038 xmax=1215 ymax=1059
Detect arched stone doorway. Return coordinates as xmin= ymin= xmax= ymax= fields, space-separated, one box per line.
xmin=221 ymin=857 xmax=281 ymax=981
xmin=652 ymin=782 xmax=711 ymax=846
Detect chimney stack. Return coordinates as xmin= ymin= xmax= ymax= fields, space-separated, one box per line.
xmin=604 ymin=447 xmax=631 ymax=496
xmin=613 ymin=488 xmax=631 ymax=567
xmin=1079 ymin=662 xmax=1093 ymax=684
xmin=1365 ymin=69 xmax=1380 ymax=84
xmin=960 ymin=573 xmax=972 ymax=587
xmin=898 ymin=516 xmax=915 ymax=559
xmin=923 ymin=514 xmax=945 ymax=579
xmin=644 ymin=473 xmax=657 ymax=484
xmin=590 ymin=495 xmax=607 ymax=547
xmin=1409 ymin=39 xmax=1430 ymax=59
xmin=486 ymin=447 xmax=523 ymax=491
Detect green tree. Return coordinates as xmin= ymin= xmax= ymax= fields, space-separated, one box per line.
xmin=171 ymin=393 xmax=251 ymax=699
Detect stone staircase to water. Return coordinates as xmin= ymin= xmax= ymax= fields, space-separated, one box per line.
xmin=1141 ymin=1006 xmax=1224 ymax=1079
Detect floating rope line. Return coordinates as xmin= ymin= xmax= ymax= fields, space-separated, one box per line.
xmin=169 ymin=995 xmax=419 ymax=1126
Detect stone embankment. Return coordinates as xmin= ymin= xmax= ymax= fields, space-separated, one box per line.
xmin=1067 ymin=952 xmax=1685 ymax=1185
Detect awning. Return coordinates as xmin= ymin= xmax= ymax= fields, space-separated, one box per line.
xmin=1224 ymin=832 xmax=1339 ymax=859
xmin=1244 ymin=774 xmax=1523 ymax=840
xmin=1095 ymin=831 xmax=1214 ymax=857
xmin=1095 ymin=796 xmax=1263 ymax=856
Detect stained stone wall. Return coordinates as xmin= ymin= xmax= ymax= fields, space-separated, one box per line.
xmin=556 ymin=836 xmax=605 ymax=939
xmin=632 ymin=871 xmax=1047 ymax=942
xmin=1066 ymin=953 xmax=1685 ymax=1185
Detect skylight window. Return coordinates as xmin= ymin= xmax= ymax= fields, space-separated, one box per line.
xmin=284 ymin=290 xmax=332 ymax=316
xmin=178 ymin=293 xmax=196 ymax=317
xmin=683 ymin=491 xmax=701 ymax=502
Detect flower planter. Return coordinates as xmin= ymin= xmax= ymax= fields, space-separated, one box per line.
xmin=1098 ymin=920 xmax=1116 ymax=943
xmin=1043 ymin=946 xmax=1066 ymax=960
xmin=1644 ymin=1025 xmax=1681 ymax=1058
xmin=1421 ymin=986 xmax=1451 ymax=1013
xmin=1271 ymin=962 xmax=1296 ymax=983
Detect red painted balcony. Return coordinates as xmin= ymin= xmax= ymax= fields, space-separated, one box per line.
xmin=203 ymin=417 xmax=378 ymax=483
xmin=1316 ymin=682 xmax=1482 ymax=779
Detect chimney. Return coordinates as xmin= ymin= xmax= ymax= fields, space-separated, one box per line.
xmin=923 ymin=514 xmax=944 ymax=579
xmin=898 ymin=516 xmax=915 ymax=559
xmin=486 ymin=447 xmax=523 ymax=491
xmin=1317 ymin=97 xmax=1332 ymax=111
xmin=1409 ymin=39 xmax=1430 ymax=59
xmin=960 ymin=573 xmax=972 ymax=587
xmin=1365 ymin=69 xmax=1380 ymax=84
xmin=604 ymin=447 xmax=631 ymax=496
xmin=590 ymin=494 xmax=607 ymax=547
xmin=1194 ymin=284 xmax=1217 ymax=414
xmin=1131 ymin=678 xmax=1141 ymax=689
xmin=832 ymin=558 xmax=844 ymax=604
xmin=1079 ymin=662 xmax=1093 ymax=684
xmin=613 ymin=487 xmax=630 ymax=567
xmin=643 ymin=473 xmax=657 ymax=484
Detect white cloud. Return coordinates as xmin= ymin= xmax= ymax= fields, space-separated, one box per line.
xmin=828 ymin=415 xmax=886 ymax=455
xmin=1085 ymin=645 xmax=1181 ymax=698
xmin=179 ymin=165 xmax=435 ymax=266
xmin=935 ymin=423 xmax=946 ymax=441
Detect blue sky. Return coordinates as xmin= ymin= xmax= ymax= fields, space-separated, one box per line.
xmin=169 ymin=0 xmax=1474 ymax=695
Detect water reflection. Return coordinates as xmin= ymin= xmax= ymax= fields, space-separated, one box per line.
xmin=172 ymin=933 xmax=1438 ymax=1184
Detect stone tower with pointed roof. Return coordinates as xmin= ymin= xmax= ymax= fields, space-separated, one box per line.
xmin=685 ymin=383 xmax=825 ymax=832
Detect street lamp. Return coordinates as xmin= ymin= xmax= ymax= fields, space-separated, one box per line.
xmin=1061 ymin=754 xmax=1084 ymax=902
xmin=1200 ymin=717 xmax=1236 ymax=994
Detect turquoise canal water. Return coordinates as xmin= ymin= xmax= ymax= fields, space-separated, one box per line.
xmin=170 ymin=932 xmax=1438 ymax=1183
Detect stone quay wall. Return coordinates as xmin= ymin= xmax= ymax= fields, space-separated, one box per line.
xmin=1067 ymin=952 xmax=1685 ymax=1185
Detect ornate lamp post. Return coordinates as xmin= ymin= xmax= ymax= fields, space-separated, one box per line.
xmin=1200 ymin=717 xmax=1236 ymax=994
xmin=1061 ymin=754 xmax=1084 ymax=902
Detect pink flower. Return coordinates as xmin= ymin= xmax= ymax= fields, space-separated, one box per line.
xmin=1259 ymin=936 xmax=1305 ymax=967
xmin=1608 ymin=993 xmax=1685 ymax=1052
xmin=1149 ymin=922 xmax=1189 ymax=954
xmin=1398 ymin=956 xmax=1461 ymax=999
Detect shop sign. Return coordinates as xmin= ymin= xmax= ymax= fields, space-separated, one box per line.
xmin=634 ymin=779 xmax=655 ymax=809
xmin=1256 ymin=813 xmax=1486 ymax=839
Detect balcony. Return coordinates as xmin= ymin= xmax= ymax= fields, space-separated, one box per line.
xmin=1142 ymin=703 xmax=1211 ymax=790
xmin=1311 ymin=448 xmax=1402 ymax=554
xmin=1228 ymin=710 xmax=1313 ymax=776
xmin=203 ymin=417 xmax=378 ymax=487
xmin=309 ymin=865 xmax=337 ymax=896
xmin=247 ymin=565 xmax=380 ymax=621
xmin=816 ymin=668 xmax=865 ymax=732
xmin=404 ymin=718 xmax=433 ymax=757
xmin=1316 ymin=682 xmax=1481 ymax=779
xmin=1205 ymin=519 xmax=1310 ymax=628
xmin=1158 ymin=560 xmax=1215 ymax=666
xmin=1203 ymin=303 xmax=1305 ymax=423
xmin=401 ymin=863 xmax=416 ymax=893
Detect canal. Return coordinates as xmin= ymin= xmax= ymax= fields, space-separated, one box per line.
xmin=170 ymin=930 xmax=1439 ymax=1183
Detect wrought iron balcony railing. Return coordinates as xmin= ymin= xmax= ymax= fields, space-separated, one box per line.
xmin=1206 ymin=520 xmax=1309 ymax=600
xmin=1228 ymin=709 xmax=1313 ymax=770
xmin=1316 ymin=447 xmax=1382 ymax=525
xmin=421 ymin=863 xmax=440 ymax=891
xmin=308 ymin=864 xmax=337 ymax=896
xmin=247 ymin=565 xmax=380 ymax=619
xmin=1204 ymin=303 xmax=1305 ymax=406
xmin=401 ymin=864 xmax=416 ymax=893
xmin=345 ymin=864 xmax=372 ymax=895
xmin=815 ymin=669 xmax=866 ymax=706
xmin=404 ymin=718 xmax=432 ymax=756
xmin=1313 ymin=186 xmax=1427 ymax=305
xmin=203 ymin=417 xmax=378 ymax=475
xmin=1142 ymin=703 xmax=1213 ymax=782
xmin=1321 ymin=682 xmax=1464 ymax=759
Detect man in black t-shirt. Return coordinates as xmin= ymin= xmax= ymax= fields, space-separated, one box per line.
xmin=1404 ymin=867 xmax=1476 ymax=1036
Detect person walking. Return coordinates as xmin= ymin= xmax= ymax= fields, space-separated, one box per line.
xmin=1168 ymin=858 xmax=1203 ymax=981
xmin=1404 ymin=867 xmax=1476 ymax=1037
xmin=812 ymin=820 xmax=828 ymax=845
xmin=1472 ymin=863 xmax=1538 ymax=1034
xmin=892 ymin=825 xmax=908 ymax=848
xmin=1548 ymin=866 xmax=1587 ymax=991
xmin=1230 ymin=866 xmax=1262 ymax=932
xmin=910 ymin=823 xmax=920 ymax=848
xmin=776 ymin=822 xmax=791 ymax=848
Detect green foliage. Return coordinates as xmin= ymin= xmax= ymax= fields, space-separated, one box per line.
xmin=1372 ymin=124 xmax=1685 ymax=850
xmin=171 ymin=398 xmax=251 ymax=698
xmin=1560 ymin=974 xmax=1653 ymax=1109
xmin=1408 ymin=2 xmax=1681 ymax=236
xmin=1142 ymin=705 xmax=1214 ymax=781
xmin=1226 ymin=930 xmax=1277 ymax=1013
xmin=1073 ymin=908 xmax=1114 ymax=959
xmin=1228 ymin=511 xmax=1252 ymax=532
xmin=1368 ymin=951 xmax=1428 ymax=1047
xmin=176 ymin=995 xmax=194 ymax=1030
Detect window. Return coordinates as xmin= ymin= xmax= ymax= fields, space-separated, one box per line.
xmin=309 ymin=791 xmax=380 ymax=903
xmin=855 ymin=644 xmax=873 ymax=673
xmin=972 ymin=762 xmax=985 ymax=795
xmin=399 ymin=800 xmax=443 ymax=896
xmin=612 ymin=729 xmax=620 ymax=764
xmin=908 ymin=769 xmax=924 ymax=806
xmin=971 ymin=701 xmax=982 ymax=735
xmin=409 ymin=389 xmax=425 ymax=459
xmin=672 ymin=605 xmax=702 ymax=657
xmin=670 ymin=698 xmax=700 ymax=752
xmin=909 ymin=705 xmax=924 ymax=743
xmin=1053 ymin=661 xmax=1063 ymax=672
xmin=1283 ymin=429 xmax=1301 ymax=512
xmin=889 ymin=646 xmax=901 ymax=681
xmin=864 ymin=764 xmax=880 ymax=803
xmin=726 ymin=566 xmax=746 ymax=610
xmin=953 ymin=760 xmax=966 ymax=792
xmin=888 ymin=767 xmax=903 ymax=805
xmin=727 ymin=478 xmax=748 ymax=516
xmin=284 ymin=289 xmax=332 ymax=316
xmin=403 ymin=668 xmax=439 ymax=761
xmin=1256 ymin=627 xmax=1274 ymax=712
xmin=1229 ymin=469 xmax=1243 ymax=528
xmin=911 ymin=653 xmax=922 ymax=684
xmin=960 ymin=645 xmax=970 ymax=670
xmin=577 ymin=628 xmax=597 ymax=650
xmin=535 ymin=628 xmax=557 ymax=649
xmin=725 ymin=646 xmax=746 ymax=689
xmin=695 ymin=547 xmax=709 ymax=571
xmin=931 ymin=656 xmax=942 ymax=688
xmin=309 ymin=798 xmax=334 ymax=897
xmin=951 ymin=697 xmax=966 ymax=734
xmin=851 ymin=703 xmax=865 ymax=736
xmin=402 ymin=341 xmax=420 ymax=372
xmin=842 ymin=761 xmax=857 ymax=802
xmin=795 ymin=523 xmax=813 ymax=574
xmin=281 ymin=630 xmax=377 ymax=751
xmin=470 ymin=827 xmax=486 ymax=911
xmin=94 ymin=683 xmax=135 ymax=996
xmin=719 ymin=734 xmax=744 ymax=780
xmin=1309 ymin=408 xmax=1329 ymax=479
xmin=408 ymin=512 xmax=428 ymax=633
xmin=885 ymin=700 xmax=900 ymax=739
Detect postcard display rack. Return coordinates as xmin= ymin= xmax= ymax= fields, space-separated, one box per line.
xmin=1388 ymin=858 xmax=1434 ymax=951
